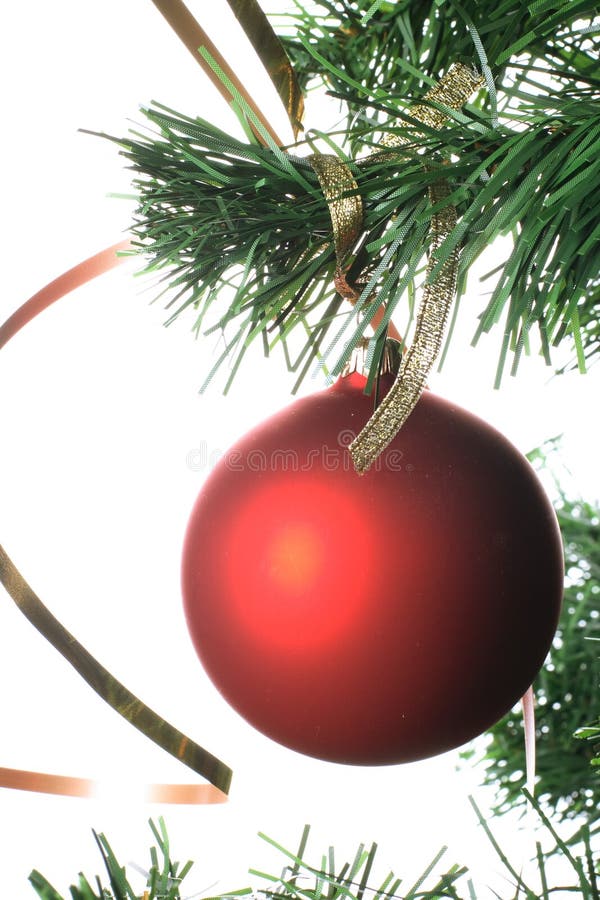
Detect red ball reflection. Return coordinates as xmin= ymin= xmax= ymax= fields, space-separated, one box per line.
xmin=223 ymin=477 xmax=375 ymax=652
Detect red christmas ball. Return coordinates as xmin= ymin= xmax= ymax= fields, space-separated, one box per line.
xmin=181 ymin=373 xmax=563 ymax=765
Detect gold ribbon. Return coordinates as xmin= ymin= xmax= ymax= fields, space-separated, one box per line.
xmin=0 ymin=245 xmax=232 ymax=801
xmin=408 ymin=63 xmax=485 ymax=132
xmin=350 ymin=63 xmax=484 ymax=473
xmin=308 ymin=153 xmax=363 ymax=298
xmin=225 ymin=0 xmax=304 ymax=136
xmin=306 ymin=64 xmax=483 ymax=473
xmin=349 ymin=179 xmax=459 ymax=472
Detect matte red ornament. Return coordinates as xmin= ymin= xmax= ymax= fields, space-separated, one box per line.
xmin=181 ymin=373 xmax=563 ymax=765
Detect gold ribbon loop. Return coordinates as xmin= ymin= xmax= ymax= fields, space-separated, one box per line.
xmin=350 ymin=182 xmax=458 ymax=473
xmin=350 ymin=63 xmax=484 ymax=474
xmin=0 ymin=544 xmax=232 ymax=798
xmin=308 ymin=153 xmax=364 ymax=299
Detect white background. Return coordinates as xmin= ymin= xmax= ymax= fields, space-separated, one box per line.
xmin=1 ymin=2 xmax=598 ymax=896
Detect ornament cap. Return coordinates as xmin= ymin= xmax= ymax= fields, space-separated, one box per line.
xmin=380 ymin=338 xmax=403 ymax=378
xmin=341 ymin=339 xmax=369 ymax=378
xmin=341 ymin=338 xmax=403 ymax=380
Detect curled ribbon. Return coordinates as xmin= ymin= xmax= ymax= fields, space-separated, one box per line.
xmin=225 ymin=0 xmax=304 ymax=135
xmin=350 ymin=63 xmax=484 ymax=473
xmin=349 ymin=178 xmax=459 ymax=473
xmin=0 ymin=244 xmax=232 ymax=803
xmin=306 ymin=64 xmax=483 ymax=473
xmin=308 ymin=153 xmax=363 ymax=299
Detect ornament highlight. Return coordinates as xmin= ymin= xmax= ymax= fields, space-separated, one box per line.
xmin=182 ymin=373 xmax=563 ymax=765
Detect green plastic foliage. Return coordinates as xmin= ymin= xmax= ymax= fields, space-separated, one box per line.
xmin=277 ymin=0 xmax=598 ymax=129
xmin=29 ymin=813 xmax=599 ymax=899
xmin=110 ymin=0 xmax=600 ymax=388
xmin=576 ymin=719 xmax=600 ymax=766
xmin=29 ymin=818 xmax=193 ymax=900
xmin=113 ymin=83 xmax=600 ymax=388
xmin=275 ymin=0 xmax=600 ymax=382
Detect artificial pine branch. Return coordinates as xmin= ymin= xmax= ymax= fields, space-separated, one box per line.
xmin=107 ymin=52 xmax=600 ymax=388
xmin=274 ymin=0 xmax=600 ymax=382
xmin=29 ymin=811 xmax=599 ymax=899
xmin=276 ymin=0 xmax=599 ymax=132
xmin=29 ymin=818 xmax=193 ymax=900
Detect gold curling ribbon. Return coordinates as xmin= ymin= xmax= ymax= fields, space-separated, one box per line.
xmin=225 ymin=0 xmax=304 ymax=136
xmin=349 ymin=63 xmax=485 ymax=473
xmin=349 ymin=179 xmax=459 ymax=473
xmin=0 ymin=542 xmax=230 ymax=801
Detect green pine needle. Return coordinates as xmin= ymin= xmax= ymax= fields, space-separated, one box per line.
xmin=29 ymin=811 xmax=599 ymax=899
xmin=29 ymin=817 xmax=193 ymax=900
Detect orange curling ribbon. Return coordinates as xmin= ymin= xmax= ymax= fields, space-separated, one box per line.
xmin=0 ymin=767 xmax=225 ymax=805
xmin=0 ymin=243 xmax=232 ymax=802
xmin=149 ymin=0 xmax=284 ymax=147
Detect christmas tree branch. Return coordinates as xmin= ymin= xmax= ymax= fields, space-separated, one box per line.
xmin=29 ymin=809 xmax=599 ymax=899
xmin=277 ymin=0 xmax=599 ymax=125
xmin=100 ymin=58 xmax=599 ymax=387
xmin=273 ymin=0 xmax=600 ymax=380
